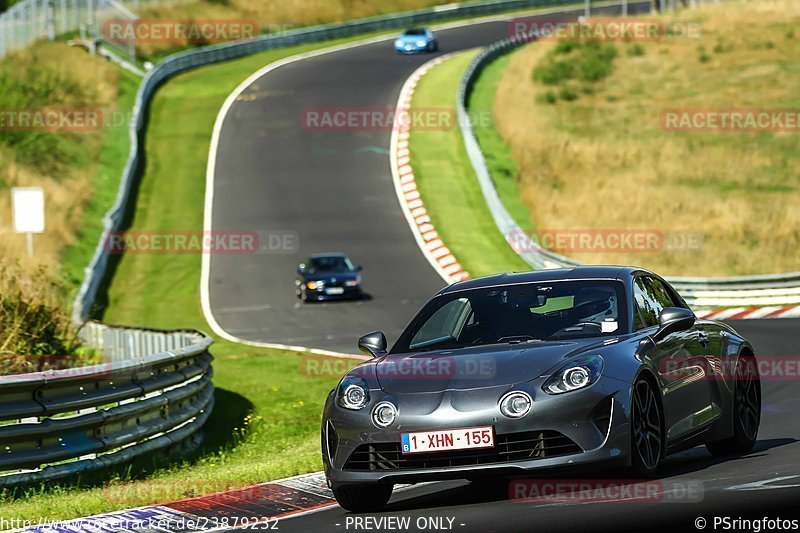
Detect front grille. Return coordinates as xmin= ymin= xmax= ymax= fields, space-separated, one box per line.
xmin=343 ymin=430 xmax=582 ymax=471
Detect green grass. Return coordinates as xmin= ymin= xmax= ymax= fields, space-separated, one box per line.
xmin=466 ymin=52 xmax=533 ymax=232
xmin=61 ymin=71 xmax=140 ymax=291
xmin=409 ymin=51 xmax=529 ymax=278
xmin=1 ymin=340 xmax=358 ymax=519
xmin=0 ymin=37 xmax=376 ymax=522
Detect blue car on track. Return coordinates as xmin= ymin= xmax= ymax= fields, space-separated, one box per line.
xmin=394 ymin=28 xmax=438 ymax=54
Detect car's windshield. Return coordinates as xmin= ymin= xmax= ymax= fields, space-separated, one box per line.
xmin=404 ymin=28 xmax=426 ymax=36
xmin=392 ymin=280 xmax=628 ymax=353
xmin=308 ymin=256 xmax=355 ymax=273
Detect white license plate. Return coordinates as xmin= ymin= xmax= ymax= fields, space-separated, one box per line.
xmin=325 ymin=287 xmax=345 ymax=295
xmin=401 ymin=426 xmax=494 ymax=454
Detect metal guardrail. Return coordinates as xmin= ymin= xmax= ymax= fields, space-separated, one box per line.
xmin=0 ymin=321 xmax=213 ymax=487
xmin=455 ymin=4 xmax=800 ymax=308
xmin=0 ymin=0 xmax=157 ymax=58
xmin=71 ymin=0 xmax=593 ymax=322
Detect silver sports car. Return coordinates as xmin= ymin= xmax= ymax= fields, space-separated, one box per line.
xmin=321 ymin=266 xmax=761 ymax=511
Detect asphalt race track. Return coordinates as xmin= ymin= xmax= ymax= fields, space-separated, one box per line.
xmin=207 ymin=2 xmax=649 ymax=353
xmin=205 ymin=1 xmax=800 ymax=530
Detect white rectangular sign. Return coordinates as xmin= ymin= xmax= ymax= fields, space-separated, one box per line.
xmin=11 ymin=187 xmax=45 ymax=234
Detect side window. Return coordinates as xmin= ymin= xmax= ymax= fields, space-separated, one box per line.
xmin=410 ymin=298 xmax=472 ymax=349
xmin=647 ymin=277 xmax=678 ymax=309
xmin=633 ymin=277 xmax=662 ymax=330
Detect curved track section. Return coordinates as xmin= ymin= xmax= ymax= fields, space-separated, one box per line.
xmin=206 ymin=3 xmax=648 ymax=353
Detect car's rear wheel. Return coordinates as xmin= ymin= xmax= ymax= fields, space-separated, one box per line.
xmin=707 ymin=355 xmax=760 ymax=455
xmin=630 ymin=377 xmax=663 ymax=475
xmin=332 ymin=483 xmax=393 ymax=512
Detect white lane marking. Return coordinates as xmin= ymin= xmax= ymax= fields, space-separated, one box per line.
xmin=727 ymin=475 xmax=800 ymax=491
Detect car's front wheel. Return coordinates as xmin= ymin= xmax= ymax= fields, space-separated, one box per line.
xmin=630 ymin=377 xmax=663 ymax=475
xmin=707 ymin=354 xmax=760 ymax=455
xmin=332 ymin=483 xmax=393 ymax=512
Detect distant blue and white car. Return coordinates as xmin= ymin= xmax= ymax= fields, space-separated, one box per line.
xmin=394 ymin=28 xmax=438 ymax=54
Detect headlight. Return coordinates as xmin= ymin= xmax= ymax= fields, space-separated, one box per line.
xmin=372 ymin=402 xmax=397 ymax=428
xmin=307 ymin=280 xmax=324 ymax=289
xmin=416 ymin=40 xmax=427 ymax=47
xmin=345 ymin=276 xmax=361 ymax=287
xmin=542 ymin=355 xmax=604 ymax=394
xmin=499 ymin=391 xmax=532 ymax=418
xmin=395 ymin=39 xmax=403 ymax=45
xmin=337 ymin=377 xmax=369 ymax=410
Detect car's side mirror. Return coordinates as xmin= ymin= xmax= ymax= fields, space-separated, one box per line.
xmin=653 ymin=307 xmax=695 ymax=342
xmin=297 ymin=263 xmax=306 ymax=274
xmin=358 ymin=331 xmax=387 ymax=357
xmin=356 ymin=265 xmax=363 ymax=272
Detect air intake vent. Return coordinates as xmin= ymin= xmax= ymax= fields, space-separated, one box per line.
xmin=343 ymin=430 xmax=582 ymax=471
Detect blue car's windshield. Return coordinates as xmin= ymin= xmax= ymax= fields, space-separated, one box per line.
xmin=404 ymin=28 xmax=426 ymax=36
xmin=392 ymin=280 xmax=628 ymax=353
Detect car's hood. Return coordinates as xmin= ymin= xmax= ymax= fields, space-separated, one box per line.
xmin=376 ymin=338 xmax=611 ymax=393
xmin=396 ymin=35 xmax=428 ymax=44
xmin=304 ymin=271 xmax=358 ymax=282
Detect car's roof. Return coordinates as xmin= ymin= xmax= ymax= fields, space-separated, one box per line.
xmin=309 ymin=252 xmax=348 ymax=259
xmin=440 ymin=266 xmax=643 ymax=294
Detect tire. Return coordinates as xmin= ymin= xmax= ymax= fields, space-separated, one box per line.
xmin=630 ymin=377 xmax=664 ymax=475
xmin=332 ymin=483 xmax=393 ymax=512
xmin=707 ymin=355 xmax=760 ymax=455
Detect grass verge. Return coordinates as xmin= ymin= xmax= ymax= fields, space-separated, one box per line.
xmin=409 ymin=51 xmax=530 ymax=277
xmin=467 ymin=52 xmax=533 ymax=232
xmin=0 ymin=37 xmax=377 ymax=522
xmin=492 ymin=0 xmax=800 ymax=276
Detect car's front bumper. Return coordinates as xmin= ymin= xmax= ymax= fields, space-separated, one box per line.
xmin=307 ymin=286 xmax=362 ymax=301
xmin=394 ymin=43 xmax=428 ymax=54
xmin=322 ymin=376 xmax=632 ymax=488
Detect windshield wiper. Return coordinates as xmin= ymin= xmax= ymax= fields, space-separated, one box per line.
xmin=496 ymin=335 xmax=542 ymax=344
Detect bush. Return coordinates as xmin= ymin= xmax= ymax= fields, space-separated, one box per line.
xmin=627 ymin=44 xmax=646 ymax=57
xmin=558 ymin=84 xmax=579 ymax=101
xmin=532 ymin=40 xmax=618 ymax=88
xmin=554 ymin=41 xmax=579 ymax=55
xmin=0 ymin=49 xmax=105 ymax=175
xmin=533 ymin=57 xmax=577 ymax=85
xmin=0 ymin=265 xmax=90 ymax=375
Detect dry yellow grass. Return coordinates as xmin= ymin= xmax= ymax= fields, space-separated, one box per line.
xmin=0 ymin=41 xmax=120 ymax=277
xmin=493 ymin=0 xmax=800 ymax=276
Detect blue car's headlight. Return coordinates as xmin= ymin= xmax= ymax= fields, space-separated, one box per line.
xmin=395 ymin=39 xmax=403 ymax=46
xmin=337 ymin=376 xmax=370 ymax=410
xmin=416 ymin=40 xmax=427 ymax=47
xmin=542 ymin=355 xmax=604 ymax=394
